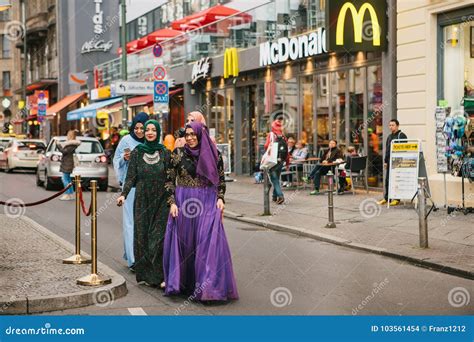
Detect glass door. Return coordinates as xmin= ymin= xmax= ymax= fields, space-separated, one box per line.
xmin=315 ymin=73 xmax=330 ymax=155
xmin=240 ymin=85 xmax=257 ymax=175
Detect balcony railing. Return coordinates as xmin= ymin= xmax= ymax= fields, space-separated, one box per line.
xmin=95 ymin=0 xmax=326 ymax=86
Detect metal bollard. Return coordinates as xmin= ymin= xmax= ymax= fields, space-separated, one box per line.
xmin=325 ymin=171 xmax=336 ymax=228
xmin=77 ymin=181 xmax=111 ymax=286
xmin=263 ymin=167 xmax=271 ymax=216
xmin=417 ymin=177 xmax=428 ymax=248
xmin=63 ymin=175 xmax=91 ymax=264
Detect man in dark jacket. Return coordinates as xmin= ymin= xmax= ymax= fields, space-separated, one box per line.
xmin=308 ymin=139 xmax=343 ymax=195
xmin=378 ymin=119 xmax=408 ymax=206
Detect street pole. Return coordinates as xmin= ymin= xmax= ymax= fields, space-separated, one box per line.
xmin=417 ymin=177 xmax=428 ymax=248
xmin=120 ymin=0 xmax=128 ymax=127
xmin=21 ymin=0 xmax=28 ymax=135
xmin=325 ymin=171 xmax=336 ymax=228
xmin=263 ymin=167 xmax=271 ymax=216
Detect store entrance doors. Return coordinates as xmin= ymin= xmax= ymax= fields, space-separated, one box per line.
xmin=239 ymin=85 xmax=258 ymax=175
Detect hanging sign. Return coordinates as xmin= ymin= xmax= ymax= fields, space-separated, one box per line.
xmin=435 ymin=107 xmax=449 ymax=173
xmin=388 ymin=140 xmax=421 ymax=201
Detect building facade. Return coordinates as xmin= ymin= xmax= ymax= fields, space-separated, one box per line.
xmin=0 ymin=2 xmax=23 ymax=133
xmin=397 ymin=0 xmax=474 ymax=206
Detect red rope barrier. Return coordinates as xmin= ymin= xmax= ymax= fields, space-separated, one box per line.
xmin=0 ymin=183 xmax=74 ymax=207
xmin=79 ymin=187 xmax=92 ymax=217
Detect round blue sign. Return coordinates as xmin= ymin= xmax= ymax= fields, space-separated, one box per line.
xmin=153 ymin=43 xmax=163 ymax=58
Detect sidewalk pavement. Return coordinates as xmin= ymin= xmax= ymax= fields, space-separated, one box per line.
xmin=223 ymin=176 xmax=474 ymax=279
xmin=0 ymin=214 xmax=127 ymax=314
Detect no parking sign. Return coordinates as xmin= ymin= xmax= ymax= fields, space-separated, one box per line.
xmin=153 ymin=65 xmax=166 ymax=81
xmin=154 ymin=81 xmax=169 ymax=104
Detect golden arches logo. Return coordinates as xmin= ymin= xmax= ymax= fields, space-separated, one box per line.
xmin=224 ymin=48 xmax=239 ymax=79
xmin=336 ymin=2 xmax=381 ymax=46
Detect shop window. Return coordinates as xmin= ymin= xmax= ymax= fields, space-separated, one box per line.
xmin=3 ymin=71 xmax=11 ymax=90
xmin=330 ymin=71 xmax=347 ymax=148
xmin=1 ymin=35 xmax=11 ymax=59
xmin=301 ymin=75 xmax=314 ymax=149
xmin=442 ymin=23 xmax=474 ymax=112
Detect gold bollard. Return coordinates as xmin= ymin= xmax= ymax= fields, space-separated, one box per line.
xmin=77 ymin=180 xmax=111 ymax=286
xmin=63 ymin=175 xmax=91 ymax=264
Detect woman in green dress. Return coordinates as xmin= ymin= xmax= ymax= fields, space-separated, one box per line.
xmin=117 ymin=120 xmax=172 ymax=287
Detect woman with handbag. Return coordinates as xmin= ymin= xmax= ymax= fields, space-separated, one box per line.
xmin=58 ymin=130 xmax=81 ymax=201
xmin=263 ymin=119 xmax=289 ymax=205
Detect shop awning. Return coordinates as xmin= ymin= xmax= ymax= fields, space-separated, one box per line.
xmin=146 ymin=28 xmax=183 ymax=44
xmin=67 ymin=98 xmax=122 ymax=121
xmin=46 ymin=92 xmax=86 ymax=117
xmin=171 ymin=5 xmax=252 ymax=31
xmin=13 ymin=79 xmax=58 ymax=95
xmin=108 ymin=95 xmax=154 ymax=110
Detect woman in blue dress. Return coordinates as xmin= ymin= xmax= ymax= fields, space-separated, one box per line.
xmin=113 ymin=112 xmax=148 ymax=271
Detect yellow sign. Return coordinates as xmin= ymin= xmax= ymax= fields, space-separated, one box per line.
xmin=96 ymin=111 xmax=109 ymax=131
xmin=392 ymin=143 xmax=419 ymax=152
xmin=336 ymin=2 xmax=381 ymax=46
xmin=224 ymin=48 xmax=239 ymax=79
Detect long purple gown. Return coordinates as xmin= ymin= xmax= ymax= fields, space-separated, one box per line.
xmin=163 ymin=147 xmax=238 ymax=301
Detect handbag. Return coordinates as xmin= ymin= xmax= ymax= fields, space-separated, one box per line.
xmin=260 ymin=133 xmax=278 ymax=170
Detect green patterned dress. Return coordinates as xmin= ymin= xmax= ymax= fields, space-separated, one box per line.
xmin=121 ymin=147 xmax=172 ymax=286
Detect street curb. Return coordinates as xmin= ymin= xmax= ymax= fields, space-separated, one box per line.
xmin=224 ymin=211 xmax=474 ymax=280
xmin=0 ymin=216 xmax=128 ymax=315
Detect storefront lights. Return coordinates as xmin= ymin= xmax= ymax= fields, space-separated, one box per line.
xmin=446 ymin=25 xmax=460 ymax=47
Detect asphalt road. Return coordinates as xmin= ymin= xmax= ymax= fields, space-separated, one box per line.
xmin=1 ymin=170 xmax=472 ymax=315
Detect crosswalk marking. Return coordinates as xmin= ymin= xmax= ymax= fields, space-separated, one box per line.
xmin=128 ymin=307 xmax=147 ymax=316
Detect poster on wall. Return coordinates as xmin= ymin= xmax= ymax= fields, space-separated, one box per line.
xmin=435 ymin=107 xmax=449 ymax=173
xmin=388 ymin=140 xmax=421 ymax=201
xmin=217 ymin=144 xmax=232 ymax=175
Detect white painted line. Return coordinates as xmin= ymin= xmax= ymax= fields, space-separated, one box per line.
xmin=128 ymin=307 xmax=148 ymax=316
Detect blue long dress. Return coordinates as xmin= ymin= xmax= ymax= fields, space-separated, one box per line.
xmin=113 ymin=134 xmax=141 ymax=268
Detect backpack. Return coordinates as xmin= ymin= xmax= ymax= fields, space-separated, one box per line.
xmin=275 ymin=135 xmax=288 ymax=162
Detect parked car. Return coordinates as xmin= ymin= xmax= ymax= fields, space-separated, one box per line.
xmin=36 ymin=136 xmax=108 ymax=191
xmin=0 ymin=138 xmax=46 ymax=172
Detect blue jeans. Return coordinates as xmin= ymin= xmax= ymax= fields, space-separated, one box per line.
xmin=269 ymin=163 xmax=284 ymax=200
xmin=309 ymin=164 xmax=331 ymax=190
xmin=62 ymin=172 xmax=74 ymax=195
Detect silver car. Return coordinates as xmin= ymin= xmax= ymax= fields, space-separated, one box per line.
xmin=36 ymin=136 xmax=108 ymax=191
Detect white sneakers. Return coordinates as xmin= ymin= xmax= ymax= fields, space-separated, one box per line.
xmin=59 ymin=194 xmax=75 ymax=201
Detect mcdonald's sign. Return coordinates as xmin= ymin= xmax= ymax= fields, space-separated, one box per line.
xmin=223 ymin=48 xmax=239 ymax=79
xmin=326 ymin=0 xmax=387 ymax=52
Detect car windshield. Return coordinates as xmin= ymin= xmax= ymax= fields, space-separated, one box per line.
xmin=18 ymin=141 xmax=46 ymax=150
xmin=0 ymin=139 xmax=10 ymax=148
xmin=55 ymin=140 xmax=103 ymax=154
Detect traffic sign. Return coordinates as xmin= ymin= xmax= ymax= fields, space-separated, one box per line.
xmin=154 ymin=81 xmax=169 ymax=105
xmin=38 ymin=103 xmax=47 ymax=116
xmin=114 ymin=81 xmax=154 ymax=95
xmin=153 ymin=43 xmax=163 ymax=58
xmin=153 ymin=65 xmax=167 ymax=81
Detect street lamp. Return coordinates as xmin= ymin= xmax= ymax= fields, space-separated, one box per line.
xmin=0 ymin=1 xmax=11 ymax=11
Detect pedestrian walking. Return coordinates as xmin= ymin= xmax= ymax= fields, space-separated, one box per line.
xmin=163 ymin=121 xmax=239 ymax=301
xmin=378 ymin=119 xmax=408 ymax=206
xmin=264 ymin=118 xmax=289 ymax=204
xmin=116 ymin=120 xmax=172 ymax=288
xmin=113 ymin=112 xmax=148 ymax=271
xmin=58 ymin=130 xmax=81 ymax=201
xmin=306 ymin=140 xmax=343 ymax=195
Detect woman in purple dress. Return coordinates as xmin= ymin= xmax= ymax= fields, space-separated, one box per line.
xmin=163 ymin=122 xmax=238 ymax=301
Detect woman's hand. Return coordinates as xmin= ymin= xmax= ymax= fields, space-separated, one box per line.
xmin=216 ymin=198 xmax=225 ymax=212
xmin=170 ymin=204 xmax=179 ymax=218
xmin=123 ymin=151 xmax=131 ymax=161
xmin=117 ymin=196 xmax=125 ymax=207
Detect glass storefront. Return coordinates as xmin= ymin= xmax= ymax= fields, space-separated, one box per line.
xmin=202 ymin=54 xmax=385 ymax=187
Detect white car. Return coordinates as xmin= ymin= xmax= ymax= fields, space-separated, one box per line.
xmin=0 ymin=138 xmax=46 ymax=172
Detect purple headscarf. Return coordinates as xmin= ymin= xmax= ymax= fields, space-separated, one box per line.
xmin=184 ymin=121 xmax=219 ymax=186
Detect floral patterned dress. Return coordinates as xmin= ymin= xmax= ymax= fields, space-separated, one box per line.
xmin=121 ymin=147 xmax=172 ymax=286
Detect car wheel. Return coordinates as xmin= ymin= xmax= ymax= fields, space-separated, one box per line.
xmin=36 ymin=169 xmax=44 ymax=186
xmin=44 ymin=171 xmax=55 ymax=191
